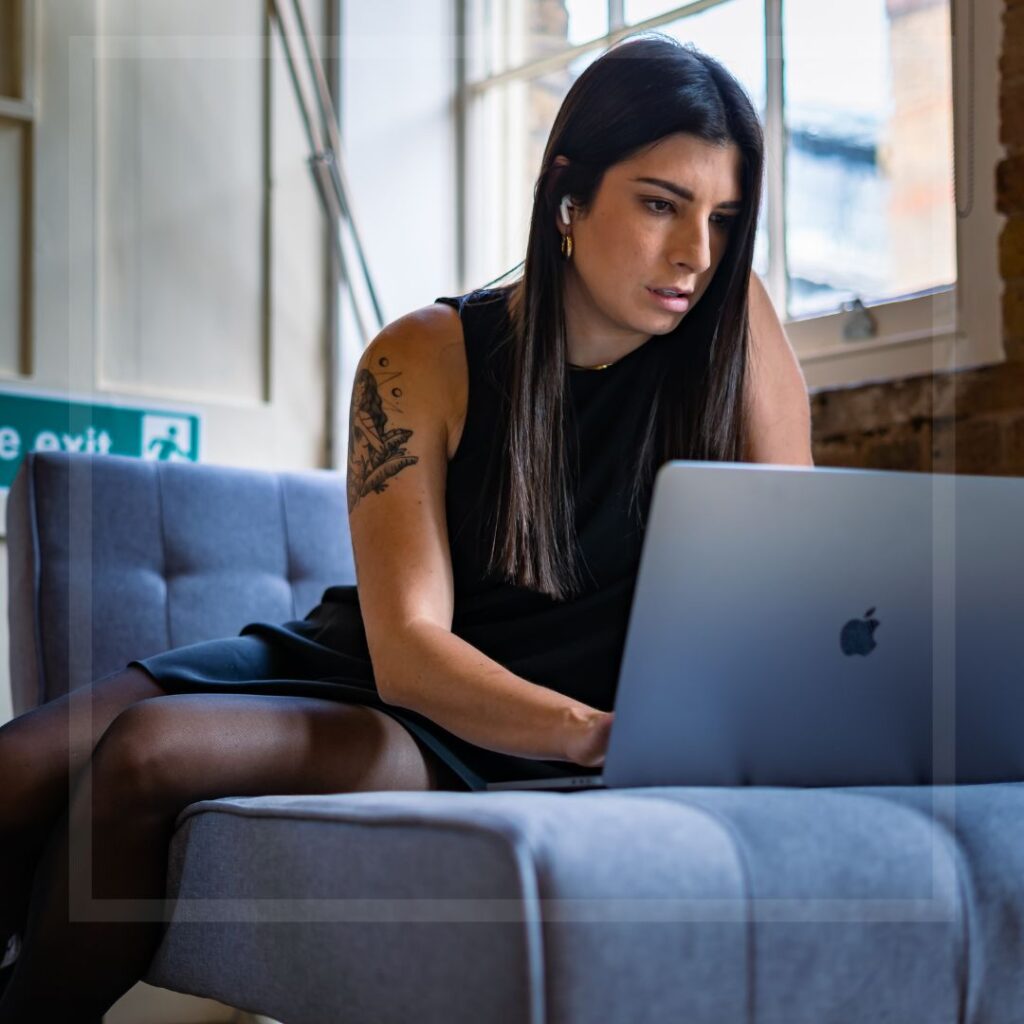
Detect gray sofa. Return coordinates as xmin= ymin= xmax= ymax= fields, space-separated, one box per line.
xmin=7 ymin=451 xmax=1023 ymax=1023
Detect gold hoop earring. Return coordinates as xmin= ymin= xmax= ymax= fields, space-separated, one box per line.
xmin=560 ymin=233 xmax=574 ymax=260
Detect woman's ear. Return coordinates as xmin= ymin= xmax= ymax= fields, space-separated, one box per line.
xmin=549 ymin=155 xmax=575 ymax=233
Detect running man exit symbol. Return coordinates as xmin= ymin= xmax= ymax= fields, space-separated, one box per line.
xmin=142 ymin=415 xmax=195 ymax=462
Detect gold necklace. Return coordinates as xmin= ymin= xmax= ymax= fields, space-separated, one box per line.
xmin=567 ymin=360 xmax=617 ymax=371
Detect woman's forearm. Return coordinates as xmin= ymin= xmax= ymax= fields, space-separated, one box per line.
xmin=374 ymin=620 xmax=602 ymax=763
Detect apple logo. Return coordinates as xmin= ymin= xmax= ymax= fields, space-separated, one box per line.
xmin=840 ymin=607 xmax=881 ymax=656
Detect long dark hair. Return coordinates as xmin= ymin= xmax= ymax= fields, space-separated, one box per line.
xmin=484 ymin=33 xmax=765 ymax=601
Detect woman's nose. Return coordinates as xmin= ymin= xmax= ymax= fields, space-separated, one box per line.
xmin=668 ymin=217 xmax=712 ymax=276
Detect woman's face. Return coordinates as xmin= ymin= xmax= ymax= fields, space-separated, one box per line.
xmin=555 ymin=132 xmax=743 ymax=354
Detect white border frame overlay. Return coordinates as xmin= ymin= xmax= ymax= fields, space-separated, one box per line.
xmin=63 ymin=29 xmax=959 ymax=934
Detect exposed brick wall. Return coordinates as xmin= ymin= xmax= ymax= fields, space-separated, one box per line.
xmin=811 ymin=0 xmax=1024 ymax=476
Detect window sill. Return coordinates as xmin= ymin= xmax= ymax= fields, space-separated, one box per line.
xmin=787 ymin=286 xmax=1007 ymax=394
xmin=801 ymin=330 xmax=1007 ymax=395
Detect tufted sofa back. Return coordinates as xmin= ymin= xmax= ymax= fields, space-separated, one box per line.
xmin=7 ymin=452 xmax=355 ymax=715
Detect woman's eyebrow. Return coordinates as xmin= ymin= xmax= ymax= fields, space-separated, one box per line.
xmin=630 ymin=176 xmax=742 ymax=210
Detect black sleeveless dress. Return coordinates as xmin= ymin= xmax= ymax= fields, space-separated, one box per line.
xmin=131 ymin=287 xmax=669 ymax=792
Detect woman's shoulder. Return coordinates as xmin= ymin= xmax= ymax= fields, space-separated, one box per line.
xmin=362 ymin=285 xmax=516 ymax=458
xmin=374 ymin=286 xmax=513 ymax=381
xmin=367 ymin=297 xmax=467 ymax=369
xmin=360 ymin=300 xmax=470 ymax=462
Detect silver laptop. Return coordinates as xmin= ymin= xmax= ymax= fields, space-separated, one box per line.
xmin=487 ymin=460 xmax=1024 ymax=791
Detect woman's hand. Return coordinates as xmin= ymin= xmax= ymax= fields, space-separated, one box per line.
xmin=563 ymin=707 xmax=615 ymax=768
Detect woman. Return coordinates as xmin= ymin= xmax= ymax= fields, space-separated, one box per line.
xmin=0 ymin=32 xmax=811 ymax=1020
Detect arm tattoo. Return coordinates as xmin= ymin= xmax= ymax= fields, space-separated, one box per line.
xmin=347 ymin=356 xmax=419 ymax=513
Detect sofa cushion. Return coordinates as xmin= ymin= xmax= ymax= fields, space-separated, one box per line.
xmin=144 ymin=782 xmax=1019 ymax=1024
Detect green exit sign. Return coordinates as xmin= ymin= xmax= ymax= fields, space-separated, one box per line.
xmin=0 ymin=389 xmax=203 ymax=491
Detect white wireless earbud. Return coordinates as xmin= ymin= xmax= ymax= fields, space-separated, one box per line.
xmin=559 ymin=194 xmax=573 ymax=226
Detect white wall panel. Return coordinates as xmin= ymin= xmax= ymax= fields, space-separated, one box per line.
xmin=97 ymin=0 xmax=266 ymax=402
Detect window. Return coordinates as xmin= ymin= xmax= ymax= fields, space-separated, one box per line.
xmin=459 ymin=0 xmax=1004 ymax=391
xmin=0 ymin=0 xmax=34 ymax=378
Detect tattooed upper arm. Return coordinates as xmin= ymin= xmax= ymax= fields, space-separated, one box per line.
xmin=347 ymin=359 xmax=420 ymax=514
xmin=344 ymin=306 xmax=467 ymax=684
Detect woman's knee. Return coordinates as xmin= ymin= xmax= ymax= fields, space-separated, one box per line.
xmin=87 ymin=698 xmax=189 ymax=821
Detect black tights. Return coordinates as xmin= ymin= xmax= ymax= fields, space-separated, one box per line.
xmin=0 ymin=668 xmax=461 ymax=1021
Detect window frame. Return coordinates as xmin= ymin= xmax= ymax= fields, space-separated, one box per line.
xmin=0 ymin=0 xmax=34 ymax=119
xmin=0 ymin=0 xmax=35 ymax=378
xmin=457 ymin=0 xmax=1005 ymax=393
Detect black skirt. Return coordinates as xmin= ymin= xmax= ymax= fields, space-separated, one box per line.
xmin=130 ymin=588 xmax=600 ymax=792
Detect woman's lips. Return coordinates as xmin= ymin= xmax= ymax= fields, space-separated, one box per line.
xmin=647 ymin=287 xmax=691 ymax=312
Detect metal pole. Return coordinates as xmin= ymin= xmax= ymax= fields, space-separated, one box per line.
xmin=268 ymin=0 xmax=385 ymax=341
xmin=287 ymin=0 xmax=385 ymax=328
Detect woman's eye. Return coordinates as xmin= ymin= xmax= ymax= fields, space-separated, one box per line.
xmin=644 ymin=199 xmax=738 ymax=229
